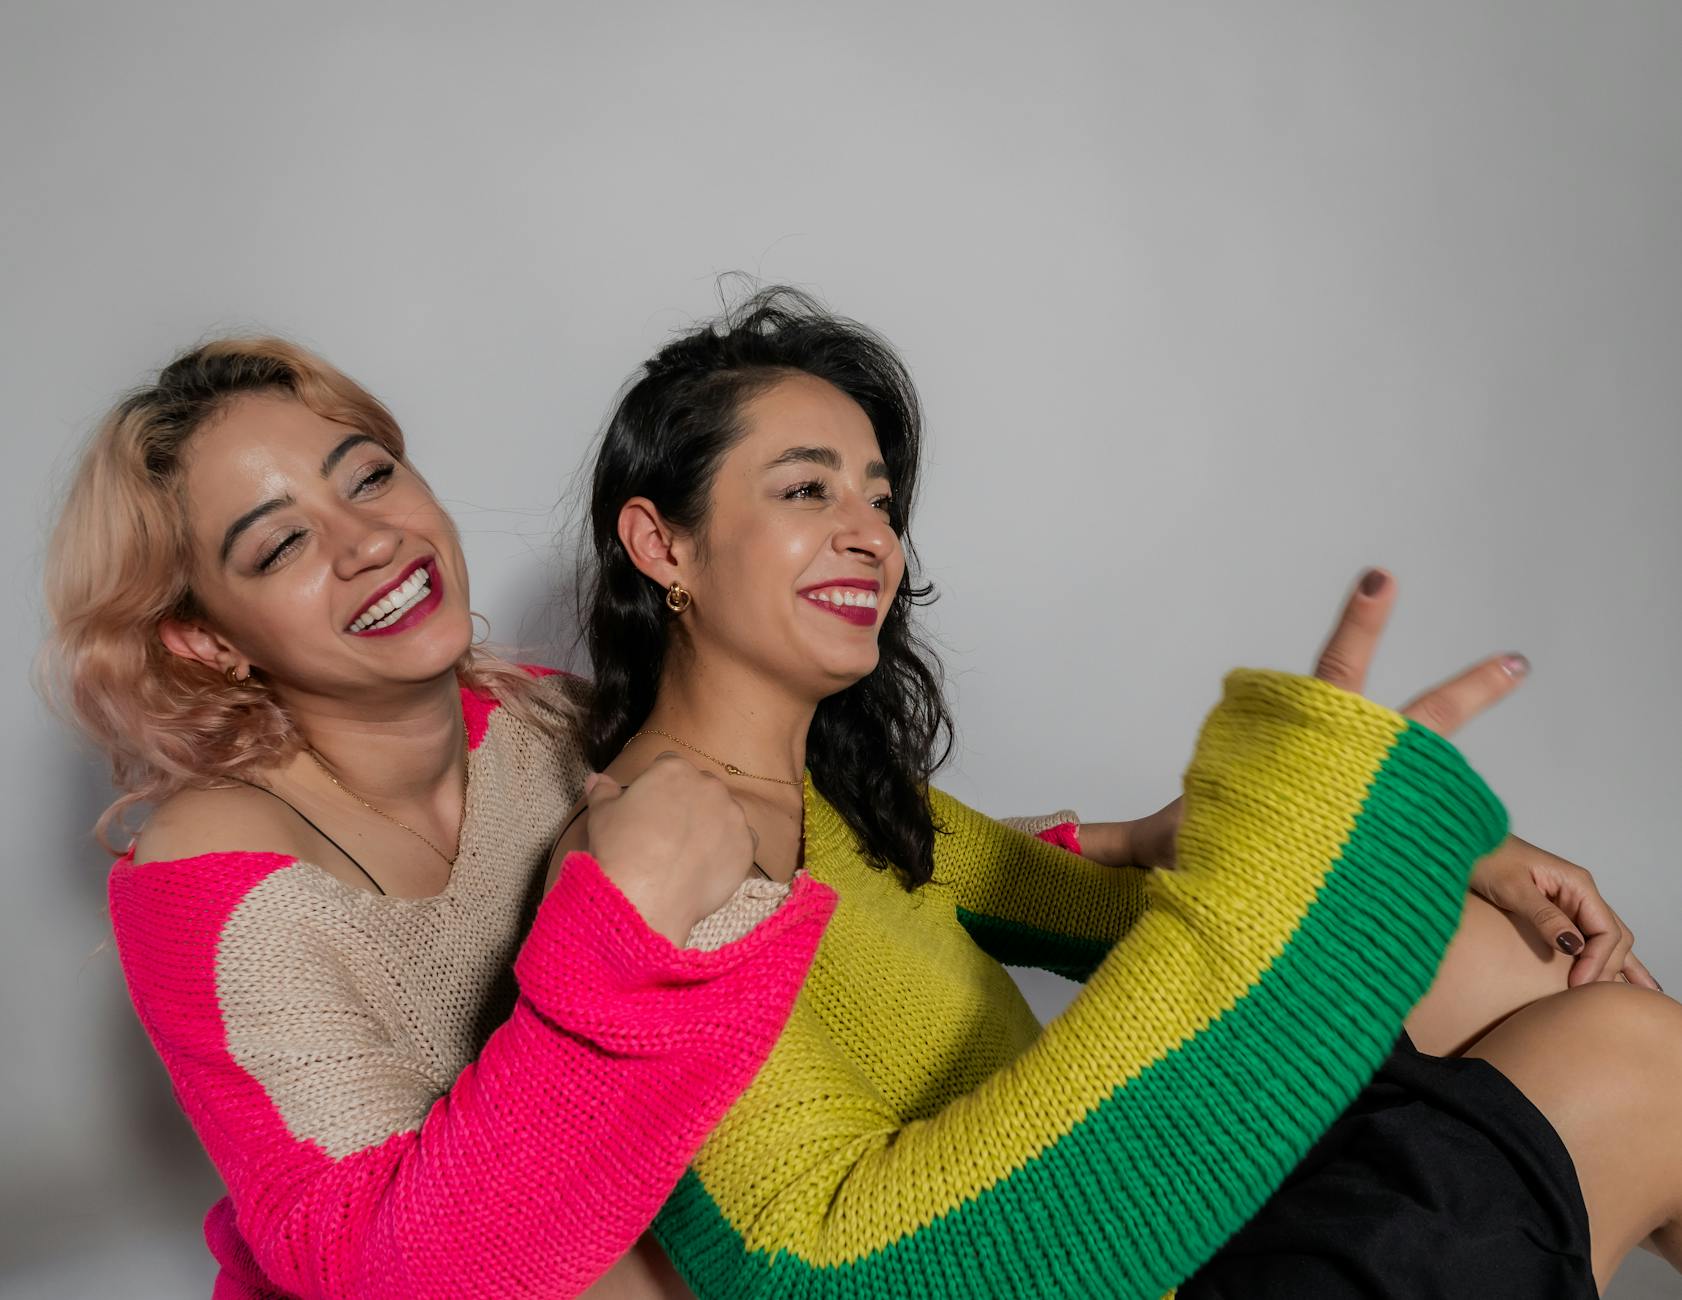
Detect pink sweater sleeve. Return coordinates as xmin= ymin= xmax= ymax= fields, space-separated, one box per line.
xmin=109 ymin=849 xmax=835 ymax=1299
xmin=1032 ymin=821 xmax=1081 ymax=855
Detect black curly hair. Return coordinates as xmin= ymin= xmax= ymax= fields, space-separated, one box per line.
xmin=579 ymin=285 xmax=955 ymax=887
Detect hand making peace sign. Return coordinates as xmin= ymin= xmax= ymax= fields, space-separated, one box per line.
xmin=1314 ymin=567 xmax=1656 ymax=991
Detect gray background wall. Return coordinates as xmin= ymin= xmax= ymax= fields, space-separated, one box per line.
xmin=3 ymin=2 xmax=1678 ymax=1294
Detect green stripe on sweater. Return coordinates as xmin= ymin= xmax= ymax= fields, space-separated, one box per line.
xmin=654 ymin=722 xmax=1505 ymax=1298
xmin=954 ymin=908 xmax=1114 ymax=982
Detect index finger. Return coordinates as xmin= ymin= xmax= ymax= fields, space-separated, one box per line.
xmin=1558 ymin=889 xmax=1624 ymax=985
xmin=1312 ymin=568 xmax=1396 ymax=692
xmin=1398 ymin=654 xmax=1528 ymax=738
xmin=1622 ymin=952 xmax=1663 ymax=993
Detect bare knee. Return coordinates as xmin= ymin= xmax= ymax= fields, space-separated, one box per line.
xmin=1491 ymin=982 xmax=1682 ymax=1078
xmin=1465 ymin=982 xmax=1682 ymax=1171
xmin=1542 ymin=981 xmax=1682 ymax=1046
xmin=1407 ymin=892 xmax=1573 ymax=1057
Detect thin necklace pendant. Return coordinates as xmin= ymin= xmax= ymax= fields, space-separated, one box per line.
xmin=305 ymin=720 xmax=471 ymax=866
xmin=624 ymin=728 xmax=800 ymax=882
xmin=628 ymin=727 xmax=803 ymax=787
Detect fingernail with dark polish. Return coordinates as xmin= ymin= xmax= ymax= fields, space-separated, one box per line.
xmin=1360 ymin=569 xmax=1386 ymax=596
xmin=1501 ymin=654 xmax=1531 ymax=678
xmin=1556 ymin=933 xmax=1582 ymax=955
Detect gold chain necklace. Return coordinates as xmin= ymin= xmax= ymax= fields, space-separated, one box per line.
xmin=626 ymin=727 xmax=799 ymax=882
xmin=306 ymin=720 xmax=472 ymax=865
xmin=628 ymin=727 xmax=803 ymax=786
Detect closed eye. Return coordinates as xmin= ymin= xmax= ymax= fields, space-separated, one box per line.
xmin=258 ymin=530 xmax=305 ymax=571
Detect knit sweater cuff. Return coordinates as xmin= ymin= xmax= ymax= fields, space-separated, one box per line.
xmin=515 ymin=851 xmax=837 ymax=1045
xmin=1188 ymin=668 xmax=1508 ymax=889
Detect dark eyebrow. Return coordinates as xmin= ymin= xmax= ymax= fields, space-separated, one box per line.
xmin=218 ymin=436 xmax=377 ymax=565
xmin=219 ymin=496 xmax=293 ymax=565
xmin=763 ymin=445 xmax=891 ymax=482
xmin=321 ymin=433 xmax=378 ymax=477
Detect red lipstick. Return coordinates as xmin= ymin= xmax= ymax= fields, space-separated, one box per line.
xmin=799 ymin=577 xmax=881 ymax=627
xmin=348 ymin=558 xmax=444 ymax=638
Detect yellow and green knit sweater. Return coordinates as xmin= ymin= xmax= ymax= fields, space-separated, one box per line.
xmin=652 ymin=670 xmax=1510 ymax=1298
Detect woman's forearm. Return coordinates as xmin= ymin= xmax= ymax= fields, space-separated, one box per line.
xmin=1072 ymin=819 xmax=1132 ymax=867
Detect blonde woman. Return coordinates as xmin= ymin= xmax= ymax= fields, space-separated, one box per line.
xmin=42 ymin=340 xmax=838 ymax=1299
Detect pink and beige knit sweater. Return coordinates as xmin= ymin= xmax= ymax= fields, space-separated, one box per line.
xmin=107 ymin=670 xmax=838 ymax=1299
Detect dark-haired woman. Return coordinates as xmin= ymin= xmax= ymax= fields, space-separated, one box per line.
xmin=42 ymin=338 xmax=842 ymax=1299
xmin=558 ymin=288 xmax=1682 ymax=1297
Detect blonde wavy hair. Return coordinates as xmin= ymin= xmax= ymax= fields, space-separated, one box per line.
xmin=42 ymin=336 xmax=555 ymax=851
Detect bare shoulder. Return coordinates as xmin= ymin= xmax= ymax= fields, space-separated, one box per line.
xmin=554 ymin=797 xmax=592 ymax=855
xmin=543 ymin=798 xmax=594 ymax=894
xmin=131 ymin=784 xmax=316 ymax=867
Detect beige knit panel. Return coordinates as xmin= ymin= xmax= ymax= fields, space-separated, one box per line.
xmin=996 ymin=808 xmax=1080 ymax=836
xmin=683 ymin=874 xmax=793 ymax=951
xmin=218 ymin=674 xmax=592 ymax=1159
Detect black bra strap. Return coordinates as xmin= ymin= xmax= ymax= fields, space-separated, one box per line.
xmin=235 ymin=780 xmax=386 ymax=896
xmin=556 ymin=798 xmax=592 ymax=842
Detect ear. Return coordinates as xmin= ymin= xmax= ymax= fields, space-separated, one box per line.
xmin=616 ymin=497 xmax=690 ymax=587
xmin=159 ymin=617 xmax=247 ymax=677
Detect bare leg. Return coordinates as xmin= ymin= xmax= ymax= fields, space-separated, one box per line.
xmin=1462 ymin=983 xmax=1682 ymax=1291
xmin=1406 ymin=892 xmax=1575 ymax=1058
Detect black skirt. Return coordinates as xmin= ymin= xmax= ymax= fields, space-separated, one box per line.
xmin=1177 ymin=1029 xmax=1597 ymax=1298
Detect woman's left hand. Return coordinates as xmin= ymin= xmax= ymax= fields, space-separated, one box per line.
xmin=1469 ymin=835 xmax=1660 ymax=990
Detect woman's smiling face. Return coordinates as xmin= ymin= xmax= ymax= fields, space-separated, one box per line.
xmin=172 ymin=390 xmax=473 ymax=697
xmin=680 ymin=372 xmax=906 ymax=699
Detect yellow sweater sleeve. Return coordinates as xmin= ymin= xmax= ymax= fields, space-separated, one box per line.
xmin=936 ymin=796 xmax=1148 ymax=980
xmin=654 ymin=671 xmax=1508 ymax=1298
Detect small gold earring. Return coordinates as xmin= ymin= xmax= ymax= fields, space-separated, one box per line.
xmin=665 ymin=581 xmax=692 ymax=614
xmin=225 ymin=664 xmax=258 ymax=689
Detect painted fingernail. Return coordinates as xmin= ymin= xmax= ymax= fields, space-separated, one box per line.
xmin=1556 ymin=932 xmax=1582 ymax=955
xmin=1360 ymin=569 xmax=1387 ymax=596
xmin=1501 ymin=654 xmax=1530 ymax=678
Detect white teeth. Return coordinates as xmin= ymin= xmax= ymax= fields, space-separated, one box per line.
xmin=350 ymin=568 xmax=431 ymax=632
xmin=805 ymin=587 xmax=878 ymax=609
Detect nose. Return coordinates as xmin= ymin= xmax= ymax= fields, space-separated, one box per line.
xmin=329 ymin=508 xmax=403 ymax=579
xmin=832 ymin=490 xmax=895 ymax=562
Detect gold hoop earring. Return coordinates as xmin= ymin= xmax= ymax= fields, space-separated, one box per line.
xmin=469 ymin=610 xmax=492 ymax=647
xmin=225 ymin=665 xmax=259 ymax=690
xmin=665 ymin=581 xmax=692 ymax=614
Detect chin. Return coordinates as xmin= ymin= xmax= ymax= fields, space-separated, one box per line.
xmin=422 ymin=619 xmax=476 ymax=674
xmin=369 ymin=611 xmax=475 ymax=683
xmin=816 ymin=655 xmax=881 ymax=696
